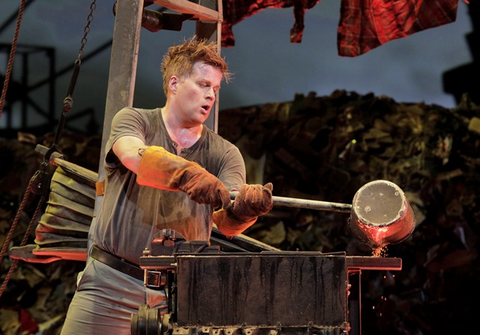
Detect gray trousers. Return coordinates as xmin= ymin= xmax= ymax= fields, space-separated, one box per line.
xmin=61 ymin=257 xmax=166 ymax=335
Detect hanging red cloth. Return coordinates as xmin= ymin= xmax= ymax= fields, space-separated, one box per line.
xmin=221 ymin=0 xmax=460 ymax=57
xmin=337 ymin=0 xmax=460 ymax=57
xmin=221 ymin=0 xmax=321 ymax=46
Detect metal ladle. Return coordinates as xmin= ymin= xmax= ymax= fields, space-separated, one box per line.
xmin=230 ymin=179 xmax=415 ymax=248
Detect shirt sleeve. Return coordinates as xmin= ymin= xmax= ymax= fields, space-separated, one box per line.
xmin=217 ymin=145 xmax=247 ymax=192
xmin=104 ymin=107 xmax=148 ymax=168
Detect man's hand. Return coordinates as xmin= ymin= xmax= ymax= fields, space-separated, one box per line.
xmin=179 ymin=166 xmax=231 ymax=209
xmin=213 ymin=183 xmax=273 ymax=237
xmin=228 ymin=183 xmax=274 ymax=221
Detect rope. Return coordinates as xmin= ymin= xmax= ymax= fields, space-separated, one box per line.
xmin=0 ymin=0 xmax=26 ymax=118
xmin=0 ymin=171 xmax=47 ymax=298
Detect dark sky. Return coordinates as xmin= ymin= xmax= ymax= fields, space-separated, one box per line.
xmin=0 ymin=1 xmax=473 ymax=131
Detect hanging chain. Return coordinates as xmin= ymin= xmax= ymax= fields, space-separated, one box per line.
xmin=78 ymin=0 xmax=97 ymax=62
xmin=64 ymin=0 xmax=97 ymax=110
xmin=55 ymin=0 xmax=97 ymax=149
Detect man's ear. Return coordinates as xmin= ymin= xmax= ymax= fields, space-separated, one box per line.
xmin=168 ymin=76 xmax=178 ymax=94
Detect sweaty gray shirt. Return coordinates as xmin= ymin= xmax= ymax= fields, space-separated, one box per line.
xmin=93 ymin=107 xmax=246 ymax=264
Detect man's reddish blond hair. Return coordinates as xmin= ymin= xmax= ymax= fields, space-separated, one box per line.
xmin=161 ymin=36 xmax=230 ymax=95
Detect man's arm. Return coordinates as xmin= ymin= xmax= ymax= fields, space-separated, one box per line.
xmin=112 ymin=135 xmax=146 ymax=174
xmin=112 ymin=138 xmax=231 ymax=209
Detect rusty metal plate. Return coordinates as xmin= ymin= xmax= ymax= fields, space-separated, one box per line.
xmin=175 ymin=252 xmax=348 ymax=329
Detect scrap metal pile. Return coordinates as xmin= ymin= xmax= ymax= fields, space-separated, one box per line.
xmin=217 ymin=90 xmax=480 ymax=333
xmin=1 ymin=90 xmax=479 ymax=334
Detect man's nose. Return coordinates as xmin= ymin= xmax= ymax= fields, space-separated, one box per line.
xmin=206 ymin=87 xmax=216 ymax=100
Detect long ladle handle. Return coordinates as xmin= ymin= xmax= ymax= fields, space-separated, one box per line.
xmin=229 ymin=192 xmax=352 ymax=213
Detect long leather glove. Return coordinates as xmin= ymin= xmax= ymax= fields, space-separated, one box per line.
xmin=213 ymin=183 xmax=273 ymax=237
xmin=137 ymin=146 xmax=230 ymax=209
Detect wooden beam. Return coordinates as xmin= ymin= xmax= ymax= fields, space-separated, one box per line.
xmin=153 ymin=0 xmax=223 ymax=22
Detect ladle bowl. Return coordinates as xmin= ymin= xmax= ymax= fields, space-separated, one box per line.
xmin=349 ymin=180 xmax=415 ymax=248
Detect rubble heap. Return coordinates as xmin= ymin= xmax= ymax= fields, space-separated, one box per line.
xmin=218 ymin=90 xmax=480 ymax=334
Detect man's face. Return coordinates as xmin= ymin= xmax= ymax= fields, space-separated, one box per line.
xmin=172 ymin=62 xmax=223 ymax=126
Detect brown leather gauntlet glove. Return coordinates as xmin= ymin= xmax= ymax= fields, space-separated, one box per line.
xmin=137 ymin=146 xmax=230 ymax=209
xmin=213 ymin=183 xmax=273 ymax=237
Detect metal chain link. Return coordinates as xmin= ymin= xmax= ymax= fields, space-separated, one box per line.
xmin=58 ymin=0 xmax=97 ymax=147
xmin=77 ymin=0 xmax=97 ymax=62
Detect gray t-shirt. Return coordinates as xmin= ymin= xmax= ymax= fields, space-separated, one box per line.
xmin=93 ymin=107 xmax=246 ymax=264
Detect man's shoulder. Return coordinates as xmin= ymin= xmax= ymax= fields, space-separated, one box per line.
xmin=115 ymin=107 xmax=163 ymax=128
xmin=203 ymin=126 xmax=237 ymax=150
xmin=118 ymin=107 xmax=159 ymax=116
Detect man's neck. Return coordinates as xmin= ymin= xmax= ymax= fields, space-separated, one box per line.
xmin=161 ymin=107 xmax=203 ymax=153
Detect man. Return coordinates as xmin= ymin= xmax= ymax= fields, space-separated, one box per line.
xmin=61 ymin=37 xmax=273 ymax=334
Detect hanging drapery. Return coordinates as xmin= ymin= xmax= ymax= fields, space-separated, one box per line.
xmin=221 ymin=0 xmax=460 ymax=57
xmin=337 ymin=0 xmax=459 ymax=57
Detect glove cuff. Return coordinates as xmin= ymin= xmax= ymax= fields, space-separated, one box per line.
xmin=137 ymin=146 xmax=201 ymax=190
xmin=213 ymin=208 xmax=257 ymax=237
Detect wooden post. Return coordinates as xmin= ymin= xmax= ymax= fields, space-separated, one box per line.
xmin=93 ymin=0 xmax=144 ymax=224
xmin=195 ymin=0 xmax=223 ymax=132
